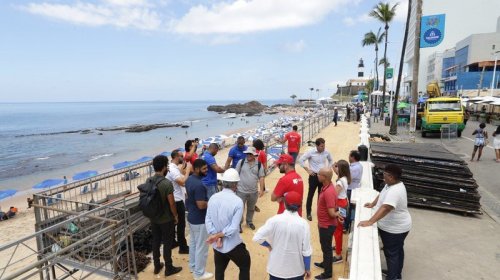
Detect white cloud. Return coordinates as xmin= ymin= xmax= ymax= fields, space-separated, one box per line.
xmin=171 ymin=0 xmax=350 ymax=34
xmin=21 ymin=1 xmax=162 ymax=30
xmin=284 ymin=40 xmax=306 ymax=53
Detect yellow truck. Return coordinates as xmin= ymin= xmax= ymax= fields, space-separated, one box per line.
xmin=417 ymin=82 xmax=465 ymax=137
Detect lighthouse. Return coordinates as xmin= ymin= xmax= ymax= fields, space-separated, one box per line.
xmin=358 ymin=58 xmax=364 ymax=77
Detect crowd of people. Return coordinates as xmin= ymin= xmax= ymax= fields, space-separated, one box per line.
xmin=142 ymin=122 xmax=412 ymax=280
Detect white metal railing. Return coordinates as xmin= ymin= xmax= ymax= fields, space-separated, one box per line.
xmin=340 ymin=114 xmax=382 ymax=280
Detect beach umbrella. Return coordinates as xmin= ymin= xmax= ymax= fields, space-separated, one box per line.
xmin=133 ymin=156 xmax=153 ymax=164
xmin=0 ymin=189 xmax=17 ymax=201
xmin=397 ymin=102 xmax=410 ymax=109
xmin=33 ymin=179 xmax=64 ymax=189
xmin=160 ymin=151 xmax=171 ymax=157
xmin=72 ymin=170 xmax=98 ymax=181
xmin=113 ymin=161 xmax=134 ymax=170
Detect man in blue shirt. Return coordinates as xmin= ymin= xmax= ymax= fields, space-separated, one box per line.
xmin=206 ymin=168 xmax=251 ymax=280
xmin=344 ymin=150 xmax=363 ymax=232
xmin=225 ymin=136 xmax=248 ymax=169
xmin=186 ymin=159 xmax=213 ymax=280
xmin=201 ymin=143 xmax=225 ymax=199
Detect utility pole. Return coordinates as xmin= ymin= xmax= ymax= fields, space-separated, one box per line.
xmin=409 ymin=0 xmax=422 ymax=143
xmin=477 ymin=66 xmax=485 ymax=97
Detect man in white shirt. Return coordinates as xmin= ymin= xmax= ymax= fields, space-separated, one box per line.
xmin=358 ymin=164 xmax=412 ymax=280
xmin=253 ymin=191 xmax=312 ymax=280
xmin=344 ymin=150 xmax=363 ymax=232
xmin=166 ymin=149 xmax=191 ymax=254
xmin=299 ymin=137 xmax=334 ymax=221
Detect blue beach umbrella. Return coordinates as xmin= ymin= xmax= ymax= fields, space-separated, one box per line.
xmin=133 ymin=156 xmax=153 ymax=164
xmin=33 ymin=179 xmax=64 ymax=189
xmin=72 ymin=170 xmax=98 ymax=181
xmin=160 ymin=151 xmax=171 ymax=157
xmin=113 ymin=161 xmax=134 ymax=170
xmin=0 ymin=189 xmax=17 ymax=201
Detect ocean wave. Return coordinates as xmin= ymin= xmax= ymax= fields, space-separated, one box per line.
xmin=88 ymin=153 xmax=114 ymax=162
xmin=36 ymin=157 xmax=50 ymax=160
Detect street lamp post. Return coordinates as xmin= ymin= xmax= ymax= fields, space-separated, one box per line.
xmin=491 ymin=50 xmax=499 ymax=97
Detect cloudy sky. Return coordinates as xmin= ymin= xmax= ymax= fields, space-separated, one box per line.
xmin=0 ymin=0 xmax=408 ymax=102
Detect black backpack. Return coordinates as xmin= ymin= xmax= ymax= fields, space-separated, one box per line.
xmin=238 ymin=159 xmax=263 ymax=176
xmin=137 ymin=177 xmax=166 ymax=219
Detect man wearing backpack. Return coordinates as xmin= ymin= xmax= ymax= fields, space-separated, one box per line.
xmin=148 ymin=155 xmax=182 ymax=277
xmin=235 ymin=147 xmax=266 ymax=231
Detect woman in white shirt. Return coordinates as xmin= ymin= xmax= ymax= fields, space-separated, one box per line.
xmin=332 ymin=159 xmax=351 ymax=264
xmin=493 ymin=125 xmax=500 ymax=163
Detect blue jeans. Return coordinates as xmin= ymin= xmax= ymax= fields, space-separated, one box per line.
xmin=206 ymin=185 xmax=217 ymax=199
xmin=189 ymin=223 xmax=209 ymax=278
xmin=270 ymin=275 xmax=304 ymax=280
xmin=378 ymin=229 xmax=409 ymax=280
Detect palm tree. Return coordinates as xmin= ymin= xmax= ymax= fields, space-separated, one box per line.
xmin=379 ymin=58 xmax=390 ymax=67
xmin=362 ymin=28 xmax=385 ymax=91
xmin=290 ymin=94 xmax=297 ymax=104
xmin=389 ymin=0 xmax=412 ymax=135
xmin=370 ymin=2 xmax=398 ymax=120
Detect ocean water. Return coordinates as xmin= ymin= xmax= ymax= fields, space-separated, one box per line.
xmin=0 ymin=100 xmax=288 ymax=190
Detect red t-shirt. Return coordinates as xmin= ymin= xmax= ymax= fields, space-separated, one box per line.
xmin=285 ymin=131 xmax=301 ymax=153
xmin=273 ymin=170 xmax=304 ymax=216
xmin=184 ymin=152 xmax=198 ymax=165
xmin=256 ymin=149 xmax=267 ymax=169
xmin=317 ymin=183 xmax=338 ymax=228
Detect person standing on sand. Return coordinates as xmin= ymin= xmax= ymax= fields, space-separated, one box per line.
xmin=166 ymin=149 xmax=191 ymax=254
xmin=148 ymin=155 xmax=182 ymax=277
xmin=201 ymin=143 xmax=226 ymax=198
xmin=314 ymin=168 xmax=342 ymax=280
xmin=271 ymin=154 xmax=304 ymax=217
xmin=358 ymin=164 xmax=412 ymax=280
xmin=184 ymin=139 xmax=200 ymax=165
xmin=331 ymin=160 xmax=351 ymax=264
xmin=235 ymin=147 xmax=266 ymax=231
xmin=225 ymin=136 xmax=248 ymax=169
xmin=280 ymin=125 xmax=302 ymax=163
xmin=299 ymin=138 xmax=334 ymax=221
xmin=185 ymin=159 xmax=213 ymax=280
xmin=252 ymin=138 xmax=267 ymax=211
xmin=253 ymin=191 xmax=312 ymax=280
xmin=332 ymin=108 xmax=338 ymax=127
xmin=205 ymin=169 xmax=251 ymax=280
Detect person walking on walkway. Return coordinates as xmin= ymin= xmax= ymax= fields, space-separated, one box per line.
xmin=271 ymin=154 xmax=304 ymax=217
xmin=186 ymin=159 xmax=213 ymax=280
xmin=206 ymin=169 xmax=251 ymax=280
xmin=201 ymin=143 xmax=226 ymax=198
xmin=225 ymin=136 xmax=248 ymax=169
xmin=280 ymin=125 xmax=302 ymax=163
xmin=314 ymin=168 xmax=342 ymax=280
xmin=149 ymin=155 xmax=182 ymax=277
xmin=344 ymin=150 xmax=362 ymax=232
xmin=492 ymin=125 xmax=500 ymax=162
xmin=253 ymin=191 xmax=312 ymax=280
xmin=373 ymin=107 xmax=380 ymax=123
xmin=166 ymin=149 xmax=191 ymax=254
xmin=471 ymin=122 xmax=488 ymax=161
xmin=235 ymin=147 xmax=266 ymax=231
xmin=358 ymin=164 xmax=412 ymax=280
xmin=299 ymin=138 xmax=334 ymax=221
xmin=331 ymin=160 xmax=351 ymax=264
xmin=333 ymin=108 xmax=338 ymax=127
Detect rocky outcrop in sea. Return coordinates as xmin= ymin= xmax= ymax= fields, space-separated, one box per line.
xmin=207 ymin=101 xmax=268 ymax=116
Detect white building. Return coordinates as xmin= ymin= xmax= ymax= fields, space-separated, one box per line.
xmin=404 ymin=0 xmax=500 ymax=95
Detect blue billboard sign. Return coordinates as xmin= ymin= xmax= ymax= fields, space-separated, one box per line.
xmin=420 ymin=14 xmax=445 ymax=48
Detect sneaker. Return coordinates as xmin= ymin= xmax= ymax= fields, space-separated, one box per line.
xmin=179 ymin=246 xmax=189 ymax=254
xmin=165 ymin=266 xmax=182 ymax=276
xmin=248 ymin=223 xmax=256 ymax=230
xmin=194 ymin=272 xmax=214 ymax=280
xmin=254 ymin=205 xmax=261 ymax=212
xmin=153 ymin=263 xmax=164 ymax=275
xmin=307 ymin=215 xmax=312 ymax=221
xmin=314 ymin=262 xmax=324 ymax=269
xmin=332 ymin=255 xmax=343 ymax=264
xmin=314 ymin=273 xmax=332 ymax=280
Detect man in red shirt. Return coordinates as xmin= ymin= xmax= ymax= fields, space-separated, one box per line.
xmin=271 ymin=154 xmax=304 ymax=216
xmin=281 ymin=125 xmax=301 ymax=163
xmin=314 ymin=167 xmax=343 ymax=280
xmin=184 ymin=139 xmax=199 ymax=165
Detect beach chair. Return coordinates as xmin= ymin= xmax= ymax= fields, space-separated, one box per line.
xmin=81 ymin=185 xmax=89 ymax=194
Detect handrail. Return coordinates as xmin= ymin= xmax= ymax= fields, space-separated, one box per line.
xmin=340 ymin=114 xmax=382 ymax=280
